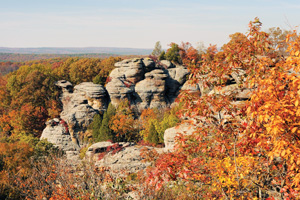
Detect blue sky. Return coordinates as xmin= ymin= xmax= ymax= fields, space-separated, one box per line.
xmin=1 ymin=0 xmax=300 ymax=49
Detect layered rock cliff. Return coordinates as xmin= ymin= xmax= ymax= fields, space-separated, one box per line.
xmin=106 ymin=58 xmax=189 ymax=110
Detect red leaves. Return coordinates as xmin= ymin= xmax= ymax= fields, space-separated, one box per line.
xmin=59 ymin=119 xmax=69 ymax=133
xmin=141 ymin=18 xmax=300 ymax=199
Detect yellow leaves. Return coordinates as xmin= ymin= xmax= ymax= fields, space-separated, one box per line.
xmin=295 ymin=50 xmax=300 ymax=57
xmin=296 ymin=108 xmax=300 ymax=116
xmin=296 ymin=99 xmax=299 ymax=107
xmin=258 ymin=115 xmax=263 ymax=123
xmin=281 ymin=149 xmax=287 ymax=157
xmin=292 ymin=127 xmax=298 ymax=133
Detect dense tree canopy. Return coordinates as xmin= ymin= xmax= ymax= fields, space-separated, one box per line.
xmin=0 ymin=56 xmax=121 ymax=137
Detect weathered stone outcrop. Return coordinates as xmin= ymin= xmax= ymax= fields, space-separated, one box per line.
xmin=135 ymin=69 xmax=168 ymax=109
xmin=41 ymin=58 xmax=190 ymax=158
xmin=86 ymin=141 xmax=161 ymax=174
xmin=105 ymin=78 xmax=135 ymax=106
xmin=106 ymin=58 xmax=189 ymax=110
xmin=73 ymin=82 xmax=108 ymax=111
xmin=40 ymin=118 xmax=80 ymax=161
xmin=181 ymin=80 xmax=201 ymax=94
xmin=57 ymin=81 xmax=108 ymax=146
xmin=165 ymin=66 xmax=190 ymax=102
xmin=164 ymin=123 xmax=196 ymax=151
xmin=41 ymin=118 xmax=79 ymax=151
xmin=41 ymin=81 xmax=108 ymax=150
xmin=113 ymin=58 xmax=145 ymax=84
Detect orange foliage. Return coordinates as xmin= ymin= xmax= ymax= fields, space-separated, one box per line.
xmin=142 ymin=18 xmax=300 ymax=199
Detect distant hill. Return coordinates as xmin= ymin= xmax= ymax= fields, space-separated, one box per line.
xmin=0 ymin=47 xmax=152 ymax=55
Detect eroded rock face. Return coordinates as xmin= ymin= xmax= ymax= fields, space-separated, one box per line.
xmin=85 ymin=142 xmax=157 ymax=174
xmin=113 ymin=58 xmax=145 ymax=84
xmin=41 ymin=118 xmax=79 ymax=151
xmin=165 ymin=66 xmax=190 ymax=102
xmin=106 ymin=58 xmax=189 ymax=110
xmin=42 ymin=81 xmax=108 ymax=148
xmin=41 ymin=58 xmax=191 ymax=156
xmin=106 ymin=78 xmax=135 ymax=106
xmin=164 ymin=67 xmax=252 ymax=153
xmin=74 ymin=82 xmax=108 ymax=111
xmin=164 ymin=123 xmax=196 ymax=151
xmin=57 ymin=82 xmax=108 ymax=145
xmin=135 ymin=69 xmax=168 ymax=109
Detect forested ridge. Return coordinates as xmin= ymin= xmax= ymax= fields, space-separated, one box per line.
xmin=0 ymin=53 xmax=118 ymax=63
xmin=0 ymin=54 xmax=145 ymax=76
xmin=1 ymin=18 xmax=300 ymax=199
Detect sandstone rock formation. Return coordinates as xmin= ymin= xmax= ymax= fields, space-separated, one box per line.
xmin=166 ymin=66 xmax=190 ymax=102
xmin=181 ymin=80 xmax=201 ymax=94
xmin=41 ymin=118 xmax=79 ymax=151
xmin=85 ymin=141 xmax=161 ymax=174
xmin=57 ymin=81 xmax=108 ymax=145
xmin=106 ymin=58 xmax=189 ymax=110
xmin=164 ymin=123 xmax=196 ymax=151
xmin=41 ymin=58 xmax=190 ymax=156
xmin=41 ymin=81 xmax=108 ymax=150
xmin=135 ymin=69 xmax=168 ymax=109
xmin=40 ymin=118 xmax=80 ymax=161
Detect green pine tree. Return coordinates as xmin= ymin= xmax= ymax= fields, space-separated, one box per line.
xmin=106 ymin=102 xmax=116 ymax=118
xmin=158 ymin=50 xmax=166 ymax=60
xmin=165 ymin=43 xmax=181 ymax=64
xmin=98 ymin=103 xmax=116 ymax=142
xmin=147 ymin=121 xmax=159 ymax=145
xmin=91 ymin=114 xmax=102 ymax=141
xmin=98 ymin=112 xmax=111 ymax=141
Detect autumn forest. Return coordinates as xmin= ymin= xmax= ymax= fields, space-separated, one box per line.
xmin=1 ymin=18 xmax=300 ymax=199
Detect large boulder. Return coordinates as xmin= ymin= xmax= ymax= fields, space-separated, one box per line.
xmin=113 ymin=58 xmax=145 ymax=84
xmin=106 ymin=58 xmax=190 ymax=110
xmin=160 ymin=60 xmax=175 ymax=68
xmin=106 ymin=78 xmax=135 ymax=106
xmin=85 ymin=141 xmax=114 ymax=161
xmin=167 ymin=65 xmax=189 ymax=85
xmin=143 ymin=57 xmax=156 ymax=72
xmin=96 ymin=145 xmax=152 ymax=173
xmin=41 ymin=119 xmax=80 ymax=162
xmin=181 ymin=80 xmax=201 ymax=94
xmin=86 ymin=142 xmax=154 ymax=174
xmin=208 ymin=84 xmax=252 ymax=100
xmin=61 ymin=104 xmax=97 ymax=144
xmin=164 ymin=123 xmax=196 ymax=151
xmin=73 ymin=82 xmax=108 ymax=111
xmin=135 ymin=69 xmax=168 ymax=109
xmin=41 ymin=118 xmax=79 ymax=151
xmin=165 ymin=65 xmax=190 ymax=102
